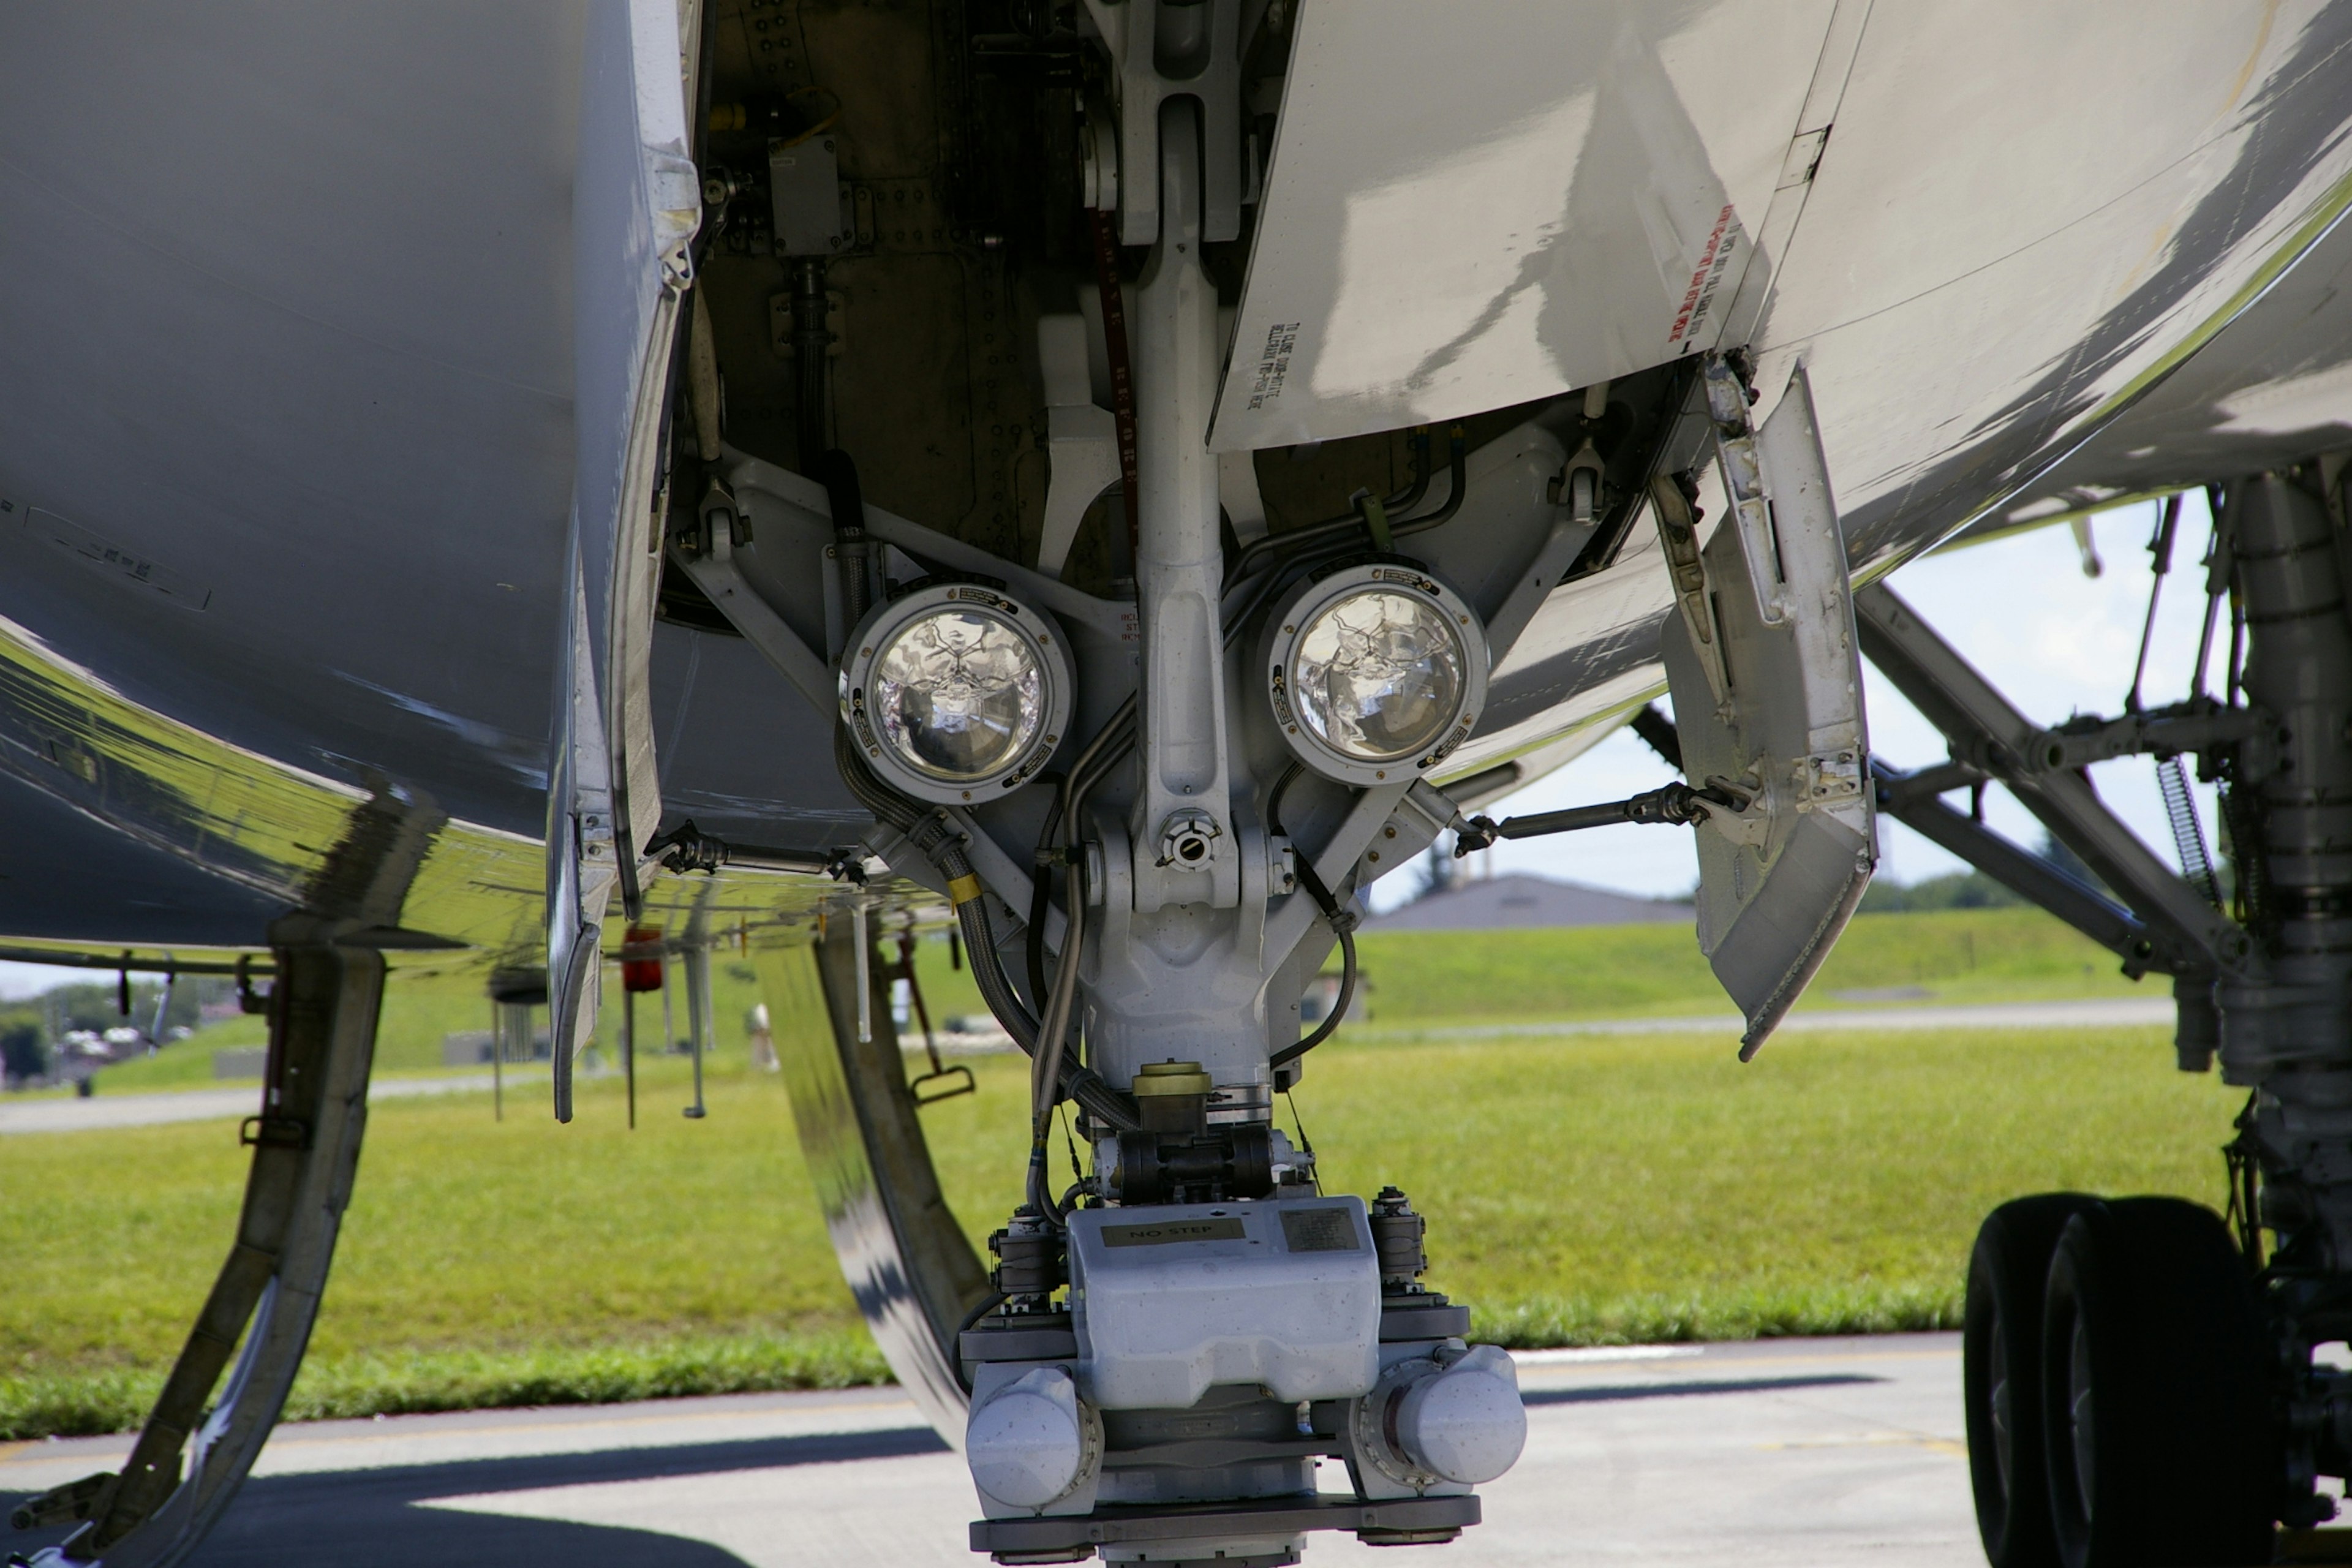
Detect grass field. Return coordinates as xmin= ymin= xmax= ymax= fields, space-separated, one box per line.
xmin=1343 ymin=905 xmax=2146 ymax=1023
xmin=58 ymin=904 xmax=2143 ymax=1100
xmin=2 ymin=997 xmax=2238 ymax=1439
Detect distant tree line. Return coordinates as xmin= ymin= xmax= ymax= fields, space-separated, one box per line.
xmin=0 ymin=975 xmax=238 ymax=1087
xmin=1858 ymin=870 xmax=2026 ymax=914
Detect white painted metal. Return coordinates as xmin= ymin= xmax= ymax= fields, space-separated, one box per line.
xmin=1661 ymin=366 xmax=1874 ymax=1057
xmin=1034 ymin=314 xmax=1124 ymax=580
xmin=965 ymin=1366 xmax=1097 ymax=1512
xmin=1131 ymin=102 xmax=1242 ymax=915
xmin=1210 ymin=1 xmax=1836 ymax=450
xmin=1082 ymin=0 xmax=1246 ymax=247
xmin=1392 ymin=1345 xmax=1527 ymax=1487
xmin=1066 ymin=1196 xmax=1381 ymax=1411
xmin=548 ymin=0 xmax=701 ymax=1063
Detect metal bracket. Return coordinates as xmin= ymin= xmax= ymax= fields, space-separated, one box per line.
xmin=1082 ymin=0 xmax=1245 ymax=247
xmin=1651 ymin=473 xmax=1730 ymax=710
xmin=1657 ymin=363 xmax=1875 ymax=1058
xmin=1702 ymin=355 xmax=1790 ymax=628
xmin=1035 ymin=312 xmax=1125 ymax=580
xmin=2019 ymin=701 xmax=2272 ymax=777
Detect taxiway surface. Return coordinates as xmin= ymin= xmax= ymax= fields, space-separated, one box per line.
xmin=2 ymin=1334 xmax=1978 ymax=1566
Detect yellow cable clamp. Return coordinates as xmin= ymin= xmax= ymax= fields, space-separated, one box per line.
xmin=948 ymin=873 xmax=985 ymax=907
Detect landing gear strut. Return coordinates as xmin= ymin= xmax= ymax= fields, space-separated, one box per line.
xmin=1886 ymin=465 xmax=2352 ymax=1566
xmin=9 ymin=787 xmax=440 ymax=1567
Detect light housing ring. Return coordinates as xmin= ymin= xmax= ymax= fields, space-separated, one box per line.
xmin=839 ymin=581 xmax=1073 ymax=805
xmin=1260 ymin=560 xmax=1489 ymax=787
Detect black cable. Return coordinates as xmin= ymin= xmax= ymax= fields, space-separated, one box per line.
xmin=1023 ymin=771 xmax=1066 ymax=1009
xmin=1390 ymin=427 xmax=1469 ymax=541
xmin=1385 ymin=426 xmax=1434 ymax=515
xmin=951 ymin=1290 xmax=1009 ymax=1393
xmin=1227 ymin=426 xmax=1464 ymax=582
xmin=814 ymin=447 xmax=869 ymax=622
xmin=1264 ymin=764 xmax=1358 ymax=1071
xmin=1214 ymin=428 xmax=1471 ymax=654
xmin=957 ymin=1290 xmax=1008 ymax=1338
xmin=1059 ymin=1104 xmax=1085 ymax=1203
xmin=1016 ymin=701 xmax=1138 ymax=1140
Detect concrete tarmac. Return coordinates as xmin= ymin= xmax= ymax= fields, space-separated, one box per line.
xmin=2 ymin=1334 xmax=1981 ymax=1566
xmin=0 ymin=1071 xmax=538 ymax=1136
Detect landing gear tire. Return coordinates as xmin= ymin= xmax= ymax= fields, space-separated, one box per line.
xmin=1964 ymin=1192 xmax=2099 ymax=1568
xmin=2040 ymin=1197 xmax=2276 ymax=1568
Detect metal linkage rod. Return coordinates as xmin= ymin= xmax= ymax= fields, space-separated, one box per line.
xmin=642 ymin=818 xmax=838 ymax=877
xmin=1452 ymin=781 xmax=1740 ymax=854
xmin=1869 ymin=756 xmax=2153 ymax=964
xmin=1853 ymin=581 xmax=2245 ymax=979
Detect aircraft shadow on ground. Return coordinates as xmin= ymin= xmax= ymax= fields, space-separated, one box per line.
xmin=1519 ymin=1372 xmax=1885 ymax=1406
xmin=5 ymin=1379 xmax=1887 ymax=1563
xmin=6 ymin=1426 xmax=950 ymax=1568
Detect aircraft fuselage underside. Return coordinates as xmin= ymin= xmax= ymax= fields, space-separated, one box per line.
xmin=12 ymin=6 xmax=2352 ymax=1568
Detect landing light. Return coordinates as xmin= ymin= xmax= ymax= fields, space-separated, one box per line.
xmin=840 ymin=583 xmax=1071 ymax=804
xmin=1262 ymin=562 xmax=1488 ymax=786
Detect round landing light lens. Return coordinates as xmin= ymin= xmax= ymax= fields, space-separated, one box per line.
xmin=1290 ymin=589 xmax=1468 ymax=763
xmin=872 ymin=608 xmax=1046 ymax=782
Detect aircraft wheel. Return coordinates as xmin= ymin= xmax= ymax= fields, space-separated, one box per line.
xmin=1964 ymin=1193 xmax=2099 ymax=1568
xmin=2041 ymin=1197 xmax=2275 ymax=1568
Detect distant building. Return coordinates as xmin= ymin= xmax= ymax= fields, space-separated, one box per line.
xmin=1369 ymin=873 xmax=1692 ymax=932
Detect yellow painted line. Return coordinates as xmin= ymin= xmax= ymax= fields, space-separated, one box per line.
xmin=0 ymin=1441 xmax=31 ymax=1464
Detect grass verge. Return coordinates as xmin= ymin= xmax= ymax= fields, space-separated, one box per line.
xmin=2 ymin=1332 xmax=890 ymax=1441
xmin=4 ymin=1010 xmax=2234 ymax=1439
xmin=68 ymin=905 xmax=2139 ymax=1096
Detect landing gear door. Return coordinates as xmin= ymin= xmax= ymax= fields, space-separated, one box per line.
xmin=1658 ymin=364 xmax=1875 ymax=1058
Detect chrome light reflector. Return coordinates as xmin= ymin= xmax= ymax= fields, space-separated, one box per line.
xmin=1262 ymin=562 xmax=1488 ymax=786
xmin=841 ymin=582 xmax=1072 ymax=804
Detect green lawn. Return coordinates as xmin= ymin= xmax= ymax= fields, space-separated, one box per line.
xmin=1344 ymin=905 xmax=2144 ymax=1025
xmin=2 ymin=1006 xmax=2235 ymax=1439
xmin=60 ymin=903 xmax=2141 ymax=1099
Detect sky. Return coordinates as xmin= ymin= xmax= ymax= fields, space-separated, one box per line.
xmin=0 ymin=497 xmax=2221 ymax=998
xmin=1378 ymin=492 xmax=2226 ymax=910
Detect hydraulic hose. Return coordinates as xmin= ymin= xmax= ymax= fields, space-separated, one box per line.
xmin=813 ymin=447 xmax=871 ymax=624
xmin=1265 ymin=764 xmax=1358 ymax=1070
